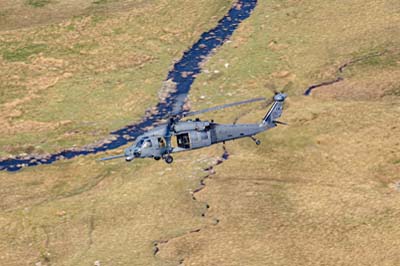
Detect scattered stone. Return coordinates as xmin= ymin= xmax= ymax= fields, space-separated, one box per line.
xmin=392 ymin=181 xmax=400 ymax=191
xmin=123 ymin=134 xmax=131 ymax=140
xmin=158 ymin=79 xmax=177 ymax=102
xmin=181 ymin=71 xmax=193 ymax=78
xmin=62 ymin=72 xmax=73 ymax=78
xmin=94 ymin=260 xmax=101 ymax=266
xmin=182 ymin=100 xmax=191 ymax=111
xmin=56 ymin=210 xmax=66 ymax=217
xmin=268 ymin=40 xmax=277 ymax=48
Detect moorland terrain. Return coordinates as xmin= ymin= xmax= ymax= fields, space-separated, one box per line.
xmin=1 ymin=0 xmax=399 ymax=265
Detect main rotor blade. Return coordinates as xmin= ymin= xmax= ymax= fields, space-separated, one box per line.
xmin=183 ymin=97 xmax=266 ymax=118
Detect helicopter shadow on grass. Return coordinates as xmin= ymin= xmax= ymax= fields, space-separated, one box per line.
xmin=0 ymin=0 xmax=258 ymax=172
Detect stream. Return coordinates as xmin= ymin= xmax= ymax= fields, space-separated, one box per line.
xmin=0 ymin=0 xmax=258 ymax=172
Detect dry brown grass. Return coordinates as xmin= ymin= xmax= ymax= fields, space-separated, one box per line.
xmin=154 ymin=0 xmax=400 ymax=265
xmin=158 ymin=99 xmax=400 ymax=265
xmin=1 ymin=0 xmax=400 ymax=265
xmin=0 ymin=0 xmax=235 ymax=156
xmin=0 ymin=1 xmax=236 ymax=266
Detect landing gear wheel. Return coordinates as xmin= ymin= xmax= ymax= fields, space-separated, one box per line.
xmin=164 ymin=155 xmax=173 ymax=164
xmin=154 ymin=157 xmax=161 ymax=161
xmin=250 ymin=136 xmax=261 ymax=146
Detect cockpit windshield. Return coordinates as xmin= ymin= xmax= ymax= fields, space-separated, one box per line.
xmin=135 ymin=139 xmax=152 ymax=149
xmin=135 ymin=139 xmax=144 ymax=148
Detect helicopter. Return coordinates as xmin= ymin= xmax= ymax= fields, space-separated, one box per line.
xmin=100 ymin=93 xmax=287 ymax=164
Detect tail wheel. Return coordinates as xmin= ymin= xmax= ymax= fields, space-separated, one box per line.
xmin=164 ymin=155 xmax=173 ymax=164
xmin=250 ymin=136 xmax=261 ymax=146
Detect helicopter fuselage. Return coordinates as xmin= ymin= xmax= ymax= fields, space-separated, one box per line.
xmin=123 ymin=120 xmax=272 ymax=161
xmin=100 ymin=93 xmax=287 ymax=164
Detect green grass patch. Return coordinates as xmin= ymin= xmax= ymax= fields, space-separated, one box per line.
xmin=385 ymin=86 xmax=400 ymax=97
xmin=92 ymin=0 xmax=110 ymax=4
xmin=65 ymin=24 xmax=75 ymax=31
xmin=357 ymin=53 xmax=399 ymax=68
xmin=90 ymin=14 xmax=107 ymax=25
xmin=0 ymin=85 xmax=27 ymax=104
xmin=25 ymin=0 xmax=51 ymax=8
xmin=2 ymin=44 xmax=47 ymax=62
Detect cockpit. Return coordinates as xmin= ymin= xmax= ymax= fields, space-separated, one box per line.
xmin=135 ymin=138 xmax=152 ymax=149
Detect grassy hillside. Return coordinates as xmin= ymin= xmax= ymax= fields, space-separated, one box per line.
xmin=1 ymin=0 xmax=399 ymax=266
xmin=0 ymin=0 xmax=234 ymax=157
xmin=157 ymin=0 xmax=400 ymax=265
xmin=0 ymin=1 xmax=234 ymax=266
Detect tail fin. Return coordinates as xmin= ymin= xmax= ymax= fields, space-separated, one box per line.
xmin=261 ymin=93 xmax=287 ymax=127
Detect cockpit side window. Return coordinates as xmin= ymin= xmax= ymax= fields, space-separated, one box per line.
xmin=143 ymin=139 xmax=152 ymax=148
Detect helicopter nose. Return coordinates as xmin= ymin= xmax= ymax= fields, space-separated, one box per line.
xmin=124 ymin=148 xmax=135 ymax=162
xmin=124 ymin=147 xmax=134 ymax=157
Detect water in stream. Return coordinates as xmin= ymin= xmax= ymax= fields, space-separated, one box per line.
xmin=0 ymin=0 xmax=258 ymax=172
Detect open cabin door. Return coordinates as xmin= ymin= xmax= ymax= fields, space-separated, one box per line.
xmin=176 ymin=133 xmax=190 ymax=149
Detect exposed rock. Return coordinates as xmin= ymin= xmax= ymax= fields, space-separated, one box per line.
xmin=158 ymin=79 xmax=177 ymax=102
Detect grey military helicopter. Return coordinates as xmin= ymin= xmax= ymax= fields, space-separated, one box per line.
xmin=100 ymin=93 xmax=287 ymax=164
